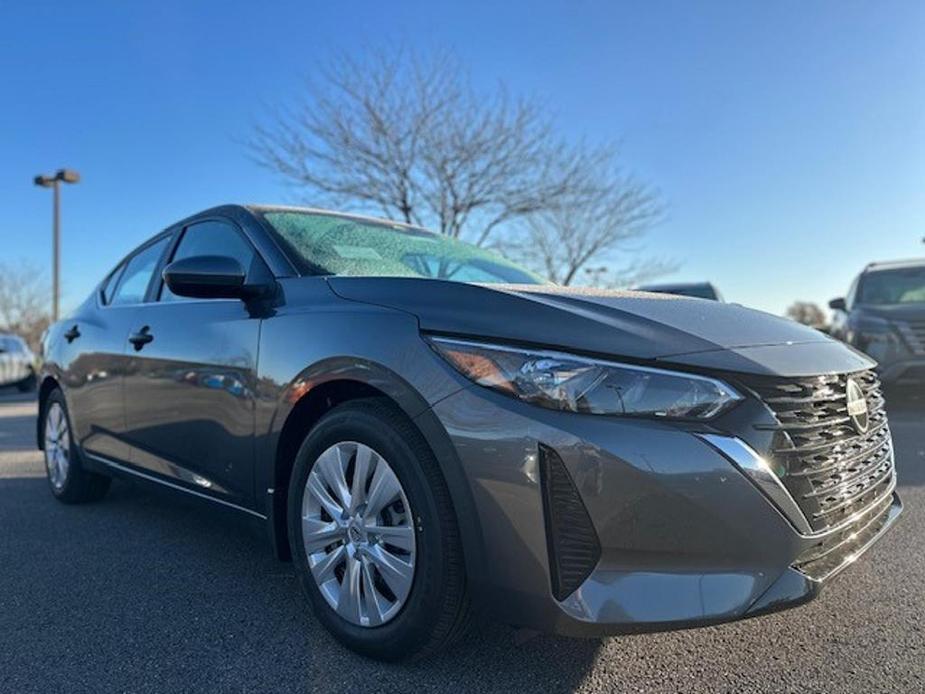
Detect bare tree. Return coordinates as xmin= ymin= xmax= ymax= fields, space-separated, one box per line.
xmin=0 ymin=262 xmax=51 ymax=351
xmin=786 ymin=301 xmax=828 ymax=329
xmin=249 ymin=48 xmax=600 ymax=245
xmin=499 ymin=152 xmax=669 ymax=286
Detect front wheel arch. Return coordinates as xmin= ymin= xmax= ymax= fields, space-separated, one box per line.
xmin=268 ymin=371 xmax=486 ymax=605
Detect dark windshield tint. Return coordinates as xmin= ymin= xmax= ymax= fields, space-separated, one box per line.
xmin=261 ymin=211 xmax=545 ymax=285
xmin=859 ymin=267 xmax=925 ymax=305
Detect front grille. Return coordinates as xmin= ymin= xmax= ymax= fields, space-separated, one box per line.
xmin=896 ymin=320 xmax=925 ymax=355
xmin=794 ymin=494 xmax=894 ymax=580
xmin=741 ymin=369 xmax=895 ymax=533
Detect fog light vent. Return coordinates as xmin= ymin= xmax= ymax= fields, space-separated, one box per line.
xmin=538 ymin=444 xmax=601 ymax=601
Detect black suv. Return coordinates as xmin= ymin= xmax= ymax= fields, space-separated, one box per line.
xmin=830 ymin=258 xmax=925 ymax=385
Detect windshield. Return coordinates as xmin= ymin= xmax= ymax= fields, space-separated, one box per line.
xmin=858 ymin=267 xmax=925 ymax=305
xmin=261 ymin=210 xmax=546 ymax=285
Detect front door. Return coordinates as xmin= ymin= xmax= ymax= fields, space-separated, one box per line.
xmin=121 ymin=219 xmax=265 ymax=507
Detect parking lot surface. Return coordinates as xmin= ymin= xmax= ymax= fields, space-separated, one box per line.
xmin=0 ymin=388 xmax=922 ymax=693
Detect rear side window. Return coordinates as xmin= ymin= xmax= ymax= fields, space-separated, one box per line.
xmin=160 ymin=220 xmax=257 ymax=302
xmin=110 ymin=237 xmax=170 ymax=306
xmin=100 ymin=266 xmax=123 ymax=305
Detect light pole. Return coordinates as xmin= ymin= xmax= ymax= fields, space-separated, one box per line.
xmin=34 ymin=169 xmax=80 ymax=322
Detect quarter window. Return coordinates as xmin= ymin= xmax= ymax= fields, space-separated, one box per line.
xmin=110 ymin=237 xmax=170 ymax=306
xmin=100 ymin=266 xmax=124 ymax=305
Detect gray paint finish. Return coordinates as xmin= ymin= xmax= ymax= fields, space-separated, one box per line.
xmin=38 ymin=204 xmax=901 ymax=640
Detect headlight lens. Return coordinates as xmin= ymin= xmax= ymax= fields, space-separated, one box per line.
xmin=428 ymin=337 xmax=743 ymax=420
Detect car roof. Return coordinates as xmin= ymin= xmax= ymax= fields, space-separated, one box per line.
xmin=863 ymin=258 xmax=925 ymax=273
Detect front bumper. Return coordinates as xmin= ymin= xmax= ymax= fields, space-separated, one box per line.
xmin=429 ymin=384 xmax=902 ymax=637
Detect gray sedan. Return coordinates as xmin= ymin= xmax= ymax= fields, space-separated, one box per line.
xmin=37 ymin=204 xmax=901 ymax=661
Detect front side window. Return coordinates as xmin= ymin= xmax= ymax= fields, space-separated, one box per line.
xmin=110 ymin=236 xmax=170 ymax=306
xmin=160 ymin=220 xmax=257 ymax=301
xmin=261 ymin=211 xmax=545 ymax=285
xmin=858 ymin=267 xmax=925 ymax=305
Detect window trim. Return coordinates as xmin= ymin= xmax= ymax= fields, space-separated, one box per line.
xmin=154 ymin=215 xmax=267 ymax=302
xmin=99 ymin=231 xmax=175 ymax=309
xmin=98 ymin=264 xmax=126 ymax=307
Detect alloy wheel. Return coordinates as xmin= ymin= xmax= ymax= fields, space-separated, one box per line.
xmin=300 ymin=441 xmax=416 ymax=627
xmin=44 ymin=402 xmax=71 ymax=490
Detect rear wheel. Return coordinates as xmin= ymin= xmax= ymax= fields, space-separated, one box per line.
xmin=287 ymin=398 xmax=470 ymax=660
xmin=43 ymin=389 xmax=111 ymax=503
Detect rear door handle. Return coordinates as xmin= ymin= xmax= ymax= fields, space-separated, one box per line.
xmin=64 ymin=325 xmax=81 ymax=343
xmin=128 ymin=326 xmax=154 ymax=351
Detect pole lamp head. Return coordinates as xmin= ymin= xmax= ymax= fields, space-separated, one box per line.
xmin=33 ymin=175 xmax=55 ymax=188
xmin=56 ymin=169 xmax=80 ymax=184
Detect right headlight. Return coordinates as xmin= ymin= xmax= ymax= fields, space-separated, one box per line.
xmin=427 ymin=337 xmax=743 ymax=420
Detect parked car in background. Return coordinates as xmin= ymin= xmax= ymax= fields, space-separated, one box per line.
xmin=830 ymin=258 xmax=925 ymax=386
xmin=635 ymin=281 xmax=724 ymax=301
xmin=38 ymin=205 xmax=901 ymax=660
xmin=0 ymin=333 xmax=36 ymax=391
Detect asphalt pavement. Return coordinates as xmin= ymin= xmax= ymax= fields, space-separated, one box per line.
xmin=0 ymin=387 xmax=922 ymax=693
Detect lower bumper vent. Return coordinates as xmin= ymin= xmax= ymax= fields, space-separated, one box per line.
xmin=538 ymin=445 xmax=601 ymax=601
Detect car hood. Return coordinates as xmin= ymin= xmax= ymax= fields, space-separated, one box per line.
xmin=327 ymin=278 xmax=874 ymax=377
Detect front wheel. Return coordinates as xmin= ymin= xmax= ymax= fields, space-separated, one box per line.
xmin=42 ymin=389 xmax=111 ymax=503
xmin=287 ymin=399 xmax=470 ymax=660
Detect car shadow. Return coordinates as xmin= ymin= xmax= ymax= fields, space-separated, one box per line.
xmin=0 ymin=386 xmax=37 ymax=402
xmin=0 ymin=474 xmax=601 ymax=693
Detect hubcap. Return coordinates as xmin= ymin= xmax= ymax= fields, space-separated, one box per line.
xmin=44 ymin=402 xmax=70 ymax=490
xmin=300 ymin=441 xmax=416 ymax=627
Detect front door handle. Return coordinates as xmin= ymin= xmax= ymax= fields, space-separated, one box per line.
xmin=64 ymin=325 xmax=81 ymax=343
xmin=128 ymin=326 xmax=154 ymax=351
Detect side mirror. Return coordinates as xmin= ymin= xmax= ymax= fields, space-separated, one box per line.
xmin=828 ymin=297 xmax=847 ymax=311
xmin=163 ymin=255 xmax=249 ymax=299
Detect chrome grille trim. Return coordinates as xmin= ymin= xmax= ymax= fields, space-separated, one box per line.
xmin=796 ymin=493 xmax=894 ymax=566
xmin=794 ymin=492 xmax=901 ymax=582
xmin=697 ymin=433 xmax=813 ymax=535
xmin=740 ymin=368 xmax=895 ymax=534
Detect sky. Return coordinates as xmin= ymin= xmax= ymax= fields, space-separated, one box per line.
xmin=1 ymin=0 xmax=923 ymax=316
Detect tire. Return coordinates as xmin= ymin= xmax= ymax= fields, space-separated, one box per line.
xmin=42 ymin=388 xmax=111 ymax=503
xmin=17 ymin=370 xmax=36 ymax=393
xmin=287 ymin=398 xmax=470 ymax=661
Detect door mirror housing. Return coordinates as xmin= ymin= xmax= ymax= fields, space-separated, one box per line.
xmin=828 ymin=297 xmax=847 ymax=311
xmin=163 ymin=255 xmax=256 ymax=300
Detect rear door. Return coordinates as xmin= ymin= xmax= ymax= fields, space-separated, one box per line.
xmin=66 ymin=235 xmax=173 ymax=464
xmin=121 ymin=218 xmax=265 ymax=507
